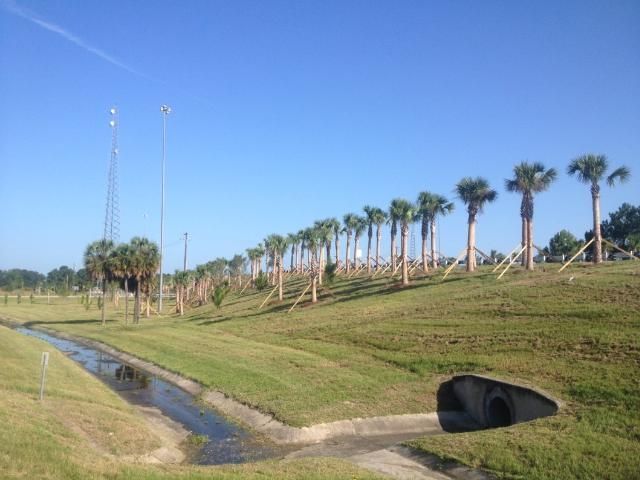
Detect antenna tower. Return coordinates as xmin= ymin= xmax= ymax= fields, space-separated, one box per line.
xmin=103 ymin=107 xmax=120 ymax=242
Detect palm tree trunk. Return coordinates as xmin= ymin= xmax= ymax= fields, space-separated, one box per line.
xmin=326 ymin=242 xmax=331 ymax=266
xmin=467 ymin=213 xmax=476 ymax=272
xmin=376 ymin=226 xmax=382 ymax=270
xmin=299 ymin=245 xmax=305 ymax=273
xmin=134 ymin=280 xmax=141 ymax=324
xmin=335 ymin=236 xmax=340 ymax=269
xmin=124 ymin=278 xmax=129 ymax=325
xmin=401 ymin=223 xmax=409 ymax=285
xmin=319 ymin=247 xmax=324 ymax=285
xmin=421 ymin=217 xmax=429 ymax=273
xmin=526 ymin=218 xmax=534 ymax=271
xmin=354 ymin=236 xmax=360 ymax=270
xmin=521 ymin=216 xmax=527 ymax=267
xmin=311 ymin=275 xmax=317 ymax=303
xmin=290 ymin=246 xmax=295 ymax=272
xmin=390 ymin=233 xmax=397 ymax=271
xmin=101 ymin=278 xmax=107 ymax=326
xmin=345 ymin=234 xmax=351 ymax=273
xmin=278 ymin=255 xmax=283 ymax=301
xmin=272 ymin=255 xmax=277 ymax=286
xmin=592 ymin=187 xmax=603 ymax=263
xmin=367 ymin=228 xmax=372 ymax=273
xmin=430 ymin=220 xmax=438 ymax=269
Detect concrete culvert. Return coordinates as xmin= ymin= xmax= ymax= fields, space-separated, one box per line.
xmin=451 ymin=374 xmax=560 ymax=429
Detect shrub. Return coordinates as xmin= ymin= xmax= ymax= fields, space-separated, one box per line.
xmin=254 ymin=272 xmax=269 ymax=291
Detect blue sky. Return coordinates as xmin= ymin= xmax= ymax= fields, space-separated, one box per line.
xmin=1 ymin=0 xmax=638 ymax=274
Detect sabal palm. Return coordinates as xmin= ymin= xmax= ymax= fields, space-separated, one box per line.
xmin=129 ymin=237 xmax=160 ymax=323
xmin=267 ymin=234 xmax=288 ymax=301
xmin=419 ymin=193 xmax=454 ymax=269
xmin=286 ymin=233 xmax=299 ymax=271
xmin=363 ymin=206 xmax=386 ymax=273
xmin=352 ymin=216 xmax=367 ymax=270
xmin=173 ymin=269 xmax=190 ymax=315
xmin=388 ymin=200 xmax=406 ymax=271
xmin=111 ymin=243 xmax=134 ymax=324
xmin=343 ymin=213 xmax=359 ymax=273
xmin=314 ymin=220 xmax=333 ymax=284
xmin=505 ymin=162 xmax=557 ymax=270
xmin=84 ymin=238 xmax=114 ymax=326
xmin=304 ymin=228 xmax=322 ymax=303
xmin=455 ymin=177 xmax=498 ymax=272
xmin=326 ymin=218 xmax=341 ymax=268
xmin=390 ymin=199 xmax=417 ymax=285
xmin=568 ymin=154 xmax=630 ymax=263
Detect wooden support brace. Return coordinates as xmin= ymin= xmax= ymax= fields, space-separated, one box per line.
xmin=558 ymin=238 xmax=595 ymax=272
xmin=287 ymin=283 xmax=312 ymax=313
xmin=239 ymin=280 xmax=251 ymax=295
xmin=497 ymin=245 xmax=526 ymax=280
xmin=602 ymin=239 xmax=638 ymax=260
xmin=492 ymin=244 xmax=521 ymax=273
xmin=258 ymin=285 xmax=279 ymax=309
xmin=442 ymin=249 xmax=467 ymax=280
xmin=474 ymin=247 xmax=496 ymax=265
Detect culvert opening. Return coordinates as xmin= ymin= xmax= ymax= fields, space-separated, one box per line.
xmin=487 ymin=396 xmax=512 ymax=427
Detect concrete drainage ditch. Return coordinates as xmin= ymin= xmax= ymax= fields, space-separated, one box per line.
xmin=451 ymin=374 xmax=561 ymax=428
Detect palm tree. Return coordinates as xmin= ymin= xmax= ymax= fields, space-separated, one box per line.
xmin=327 ymin=218 xmax=342 ymax=268
xmin=343 ymin=213 xmax=359 ymax=273
xmin=455 ymin=177 xmax=498 ymax=272
xmin=416 ymin=192 xmax=434 ymax=273
xmin=84 ymin=239 xmax=115 ymax=326
xmin=304 ymin=228 xmax=322 ymax=303
xmin=286 ymin=233 xmax=299 ymax=272
xmin=297 ymin=229 xmax=306 ymax=273
xmin=363 ymin=206 xmax=385 ymax=273
xmin=388 ymin=200 xmax=405 ymax=271
xmin=371 ymin=208 xmax=387 ymax=271
xmin=390 ymin=199 xmax=417 ymax=285
xmin=505 ymin=162 xmax=557 ymax=270
xmin=314 ymin=220 xmax=333 ymax=285
xmin=173 ymin=269 xmax=190 ymax=315
xmin=568 ymin=154 xmax=630 ymax=263
xmin=267 ymin=234 xmax=288 ymax=301
xmin=417 ymin=192 xmax=454 ymax=269
xmin=129 ymin=237 xmax=160 ymax=323
xmin=111 ymin=243 xmax=134 ymax=324
xmin=352 ymin=216 xmax=367 ymax=271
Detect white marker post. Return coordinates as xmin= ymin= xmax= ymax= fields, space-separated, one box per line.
xmin=39 ymin=352 xmax=50 ymax=401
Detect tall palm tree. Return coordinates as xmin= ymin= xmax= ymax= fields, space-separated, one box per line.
xmin=388 ymin=200 xmax=405 ymax=271
xmin=352 ymin=216 xmax=367 ymax=271
xmin=314 ymin=220 xmax=333 ymax=285
xmin=129 ymin=237 xmax=160 ymax=323
xmin=371 ymin=208 xmax=387 ymax=271
xmin=111 ymin=243 xmax=134 ymax=324
xmin=417 ymin=192 xmax=454 ymax=269
xmin=505 ymin=162 xmax=557 ymax=270
xmin=286 ymin=233 xmax=299 ymax=272
xmin=390 ymin=199 xmax=417 ymax=285
xmin=343 ymin=213 xmax=359 ymax=273
xmin=297 ymin=229 xmax=306 ymax=273
xmin=455 ymin=177 xmax=498 ymax=272
xmin=416 ymin=192 xmax=434 ymax=273
xmin=568 ymin=154 xmax=630 ymax=263
xmin=267 ymin=234 xmax=288 ymax=301
xmin=327 ymin=218 xmax=342 ymax=268
xmin=84 ymin=239 xmax=115 ymax=326
xmin=305 ymin=228 xmax=321 ymax=303
xmin=363 ymin=206 xmax=385 ymax=273
xmin=173 ymin=269 xmax=190 ymax=316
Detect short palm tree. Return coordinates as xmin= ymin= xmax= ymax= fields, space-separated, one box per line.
xmin=390 ymin=199 xmax=417 ymax=285
xmin=455 ymin=177 xmax=498 ymax=272
xmin=84 ymin=239 xmax=115 ymax=326
xmin=505 ymin=162 xmax=557 ymax=270
xmin=173 ymin=269 xmax=190 ymax=315
xmin=343 ymin=213 xmax=359 ymax=273
xmin=568 ymin=154 xmax=630 ymax=263
xmin=129 ymin=237 xmax=160 ymax=323
xmin=111 ymin=243 xmax=134 ymax=324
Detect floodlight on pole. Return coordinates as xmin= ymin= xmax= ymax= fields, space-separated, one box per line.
xmin=159 ymin=104 xmax=171 ymax=313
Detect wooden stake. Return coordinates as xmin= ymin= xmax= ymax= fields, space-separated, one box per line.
xmin=602 ymin=239 xmax=638 ymax=260
xmin=259 ymin=285 xmax=279 ymax=309
xmin=474 ymin=247 xmax=496 ymax=265
xmin=288 ymin=283 xmax=312 ymax=313
xmin=442 ymin=249 xmax=467 ymax=280
xmin=239 ymin=280 xmax=251 ymax=295
xmin=497 ymin=245 xmax=526 ymax=280
xmin=492 ymin=244 xmax=521 ymax=273
xmin=558 ymin=238 xmax=595 ymax=272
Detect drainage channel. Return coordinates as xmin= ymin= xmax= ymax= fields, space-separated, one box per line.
xmin=15 ymin=327 xmax=293 ymax=465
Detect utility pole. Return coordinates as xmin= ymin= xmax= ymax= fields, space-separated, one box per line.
xmin=183 ymin=232 xmax=189 ymax=272
xmin=158 ymin=104 xmax=171 ymax=313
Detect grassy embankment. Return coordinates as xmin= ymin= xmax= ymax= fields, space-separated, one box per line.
xmin=0 ymin=326 xmax=383 ymax=479
xmin=2 ymin=262 xmax=639 ymax=479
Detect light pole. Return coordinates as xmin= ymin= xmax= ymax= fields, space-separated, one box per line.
xmin=159 ymin=104 xmax=171 ymax=312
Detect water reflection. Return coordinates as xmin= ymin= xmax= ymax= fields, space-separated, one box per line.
xmin=16 ymin=327 xmax=292 ymax=465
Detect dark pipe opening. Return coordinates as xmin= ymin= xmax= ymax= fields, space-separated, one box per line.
xmin=487 ymin=396 xmax=512 ymax=427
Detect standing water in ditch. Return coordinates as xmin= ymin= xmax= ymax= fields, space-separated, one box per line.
xmin=15 ymin=327 xmax=291 ymax=465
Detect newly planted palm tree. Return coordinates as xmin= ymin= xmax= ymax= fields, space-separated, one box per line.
xmin=455 ymin=177 xmax=498 ymax=272
xmin=363 ymin=206 xmax=385 ymax=273
xmin=267 ymin=234 xmax=288 ymax=301
xmin=567 ymin=154 xmax=630 ymax=263
xmin=343 ymin=213 xmax=359 ymax=273
xmin=390 ymin=199 xmax=417 ymax=285
xmin=505 ymin=162 xmax=557 ymax=270
xmin=286 ymin=233 xmax=299 ymax=272
xmin=416 ymin=192 xmax=434 ymax=273
xmin=324 ymin=218 xmax=340 ymax=265
xmin=129 ymin=237 xmax=160 ymax=323
xmin=314 ymin=220 xmax=333 ymax=285
xmin=84 ymin=239 xmax=115 ymax=326
xmin=352 ymin=216 xmax=367 ymax=271
xmin=417 ymin=192 xmax=455 ymax=269
xmin=111 ymin=243 xmax=134 ymax=324
xmin=388 ymin=200 xmax=405 ymax=271
xmin=297 ymin=229 xmax=306 ymax=273
xmin=305 ymin=228 xmax=321 ymax=303
xmin=173 ymin=269 xmax=190 ymax=315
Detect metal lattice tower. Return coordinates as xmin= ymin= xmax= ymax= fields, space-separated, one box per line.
xmin=103 ymin=107 xmax=120 ymax=243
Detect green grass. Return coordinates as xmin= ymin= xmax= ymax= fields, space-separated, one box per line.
xmin=0 ymin=325 xmax=383 ymax=479
xmin=2 ymin=262 xmax=640 ymax=479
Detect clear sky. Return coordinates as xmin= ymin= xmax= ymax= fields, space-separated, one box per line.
xmin=1 ymin=0 xmax=638 ymax=274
